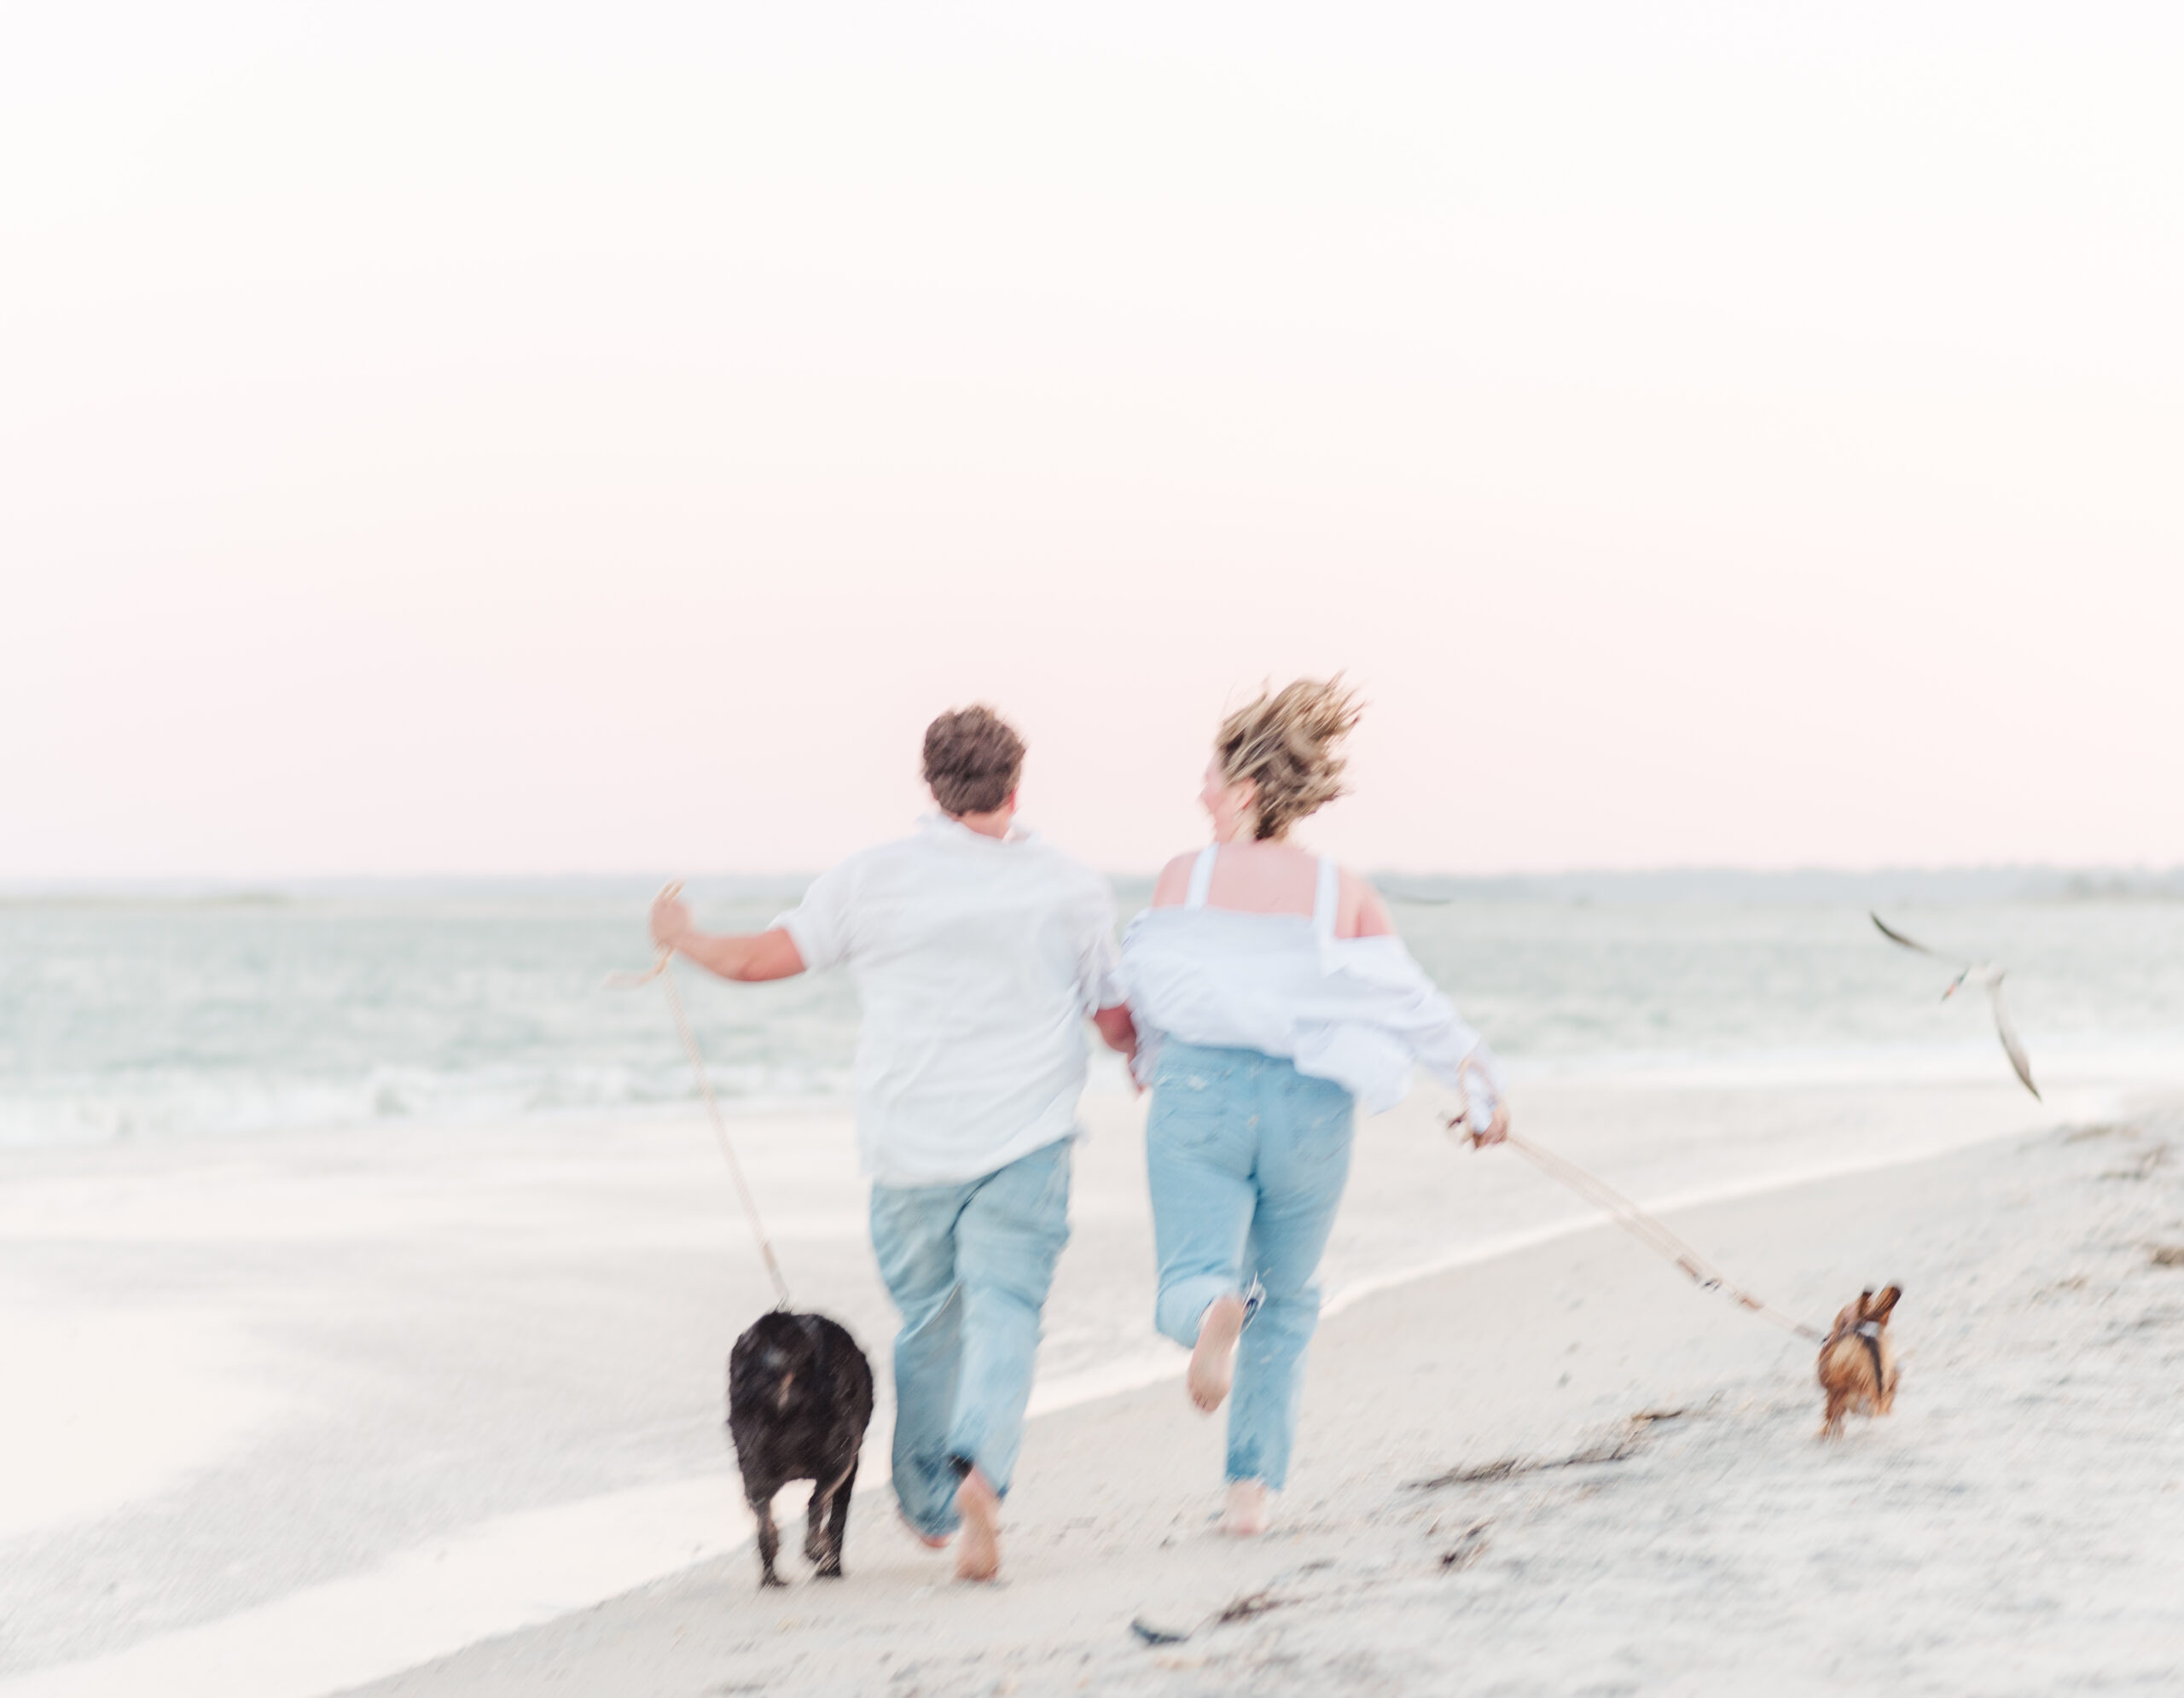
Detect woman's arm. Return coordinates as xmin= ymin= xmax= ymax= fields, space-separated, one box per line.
xmin=650 ymin=891 xmax=807 ymax=982
xmin=1342 ymin=872 xmax=1397 ymax=939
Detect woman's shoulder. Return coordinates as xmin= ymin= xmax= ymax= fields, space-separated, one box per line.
xmin=1334 ymin=865 xmax=1395 ymax=939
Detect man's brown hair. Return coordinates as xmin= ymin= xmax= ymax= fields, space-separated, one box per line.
xmin=922 ymin=705 xmax=1025 ymax=817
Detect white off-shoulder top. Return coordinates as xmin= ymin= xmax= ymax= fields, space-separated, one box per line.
xmin=1121 ymin=846 xmax=1505 ymax=1119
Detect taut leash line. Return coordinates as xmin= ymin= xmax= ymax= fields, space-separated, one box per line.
xmin=608 ymin=889 xmax=793 ymax=1310
xmin=1455 ymin=1120 xmax=1823 ymax=1343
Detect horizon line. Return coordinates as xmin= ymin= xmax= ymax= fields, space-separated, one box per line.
xmin=4 ymin=862 xmax=2181 ymax=894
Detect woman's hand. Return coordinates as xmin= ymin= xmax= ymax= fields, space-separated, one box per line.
xmin=1448 ymin=1102 xmax=1510 ymax=1147
xmin=649 ymin=887 xmax=694 ymax=955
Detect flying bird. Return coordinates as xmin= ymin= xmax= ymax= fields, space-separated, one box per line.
xmin=1870 ymin=912 xmax=2040 ymax=1100
xmin=1374 ymin=883 xmax=1460 ymax=906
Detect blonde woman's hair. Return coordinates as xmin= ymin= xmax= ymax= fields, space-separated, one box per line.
xmin=1215 ymin=677 xmax=1364 ymax=840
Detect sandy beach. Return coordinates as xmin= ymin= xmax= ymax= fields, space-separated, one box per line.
xmin=351 ymin=1105 xmax=2184 ymax=1697
xmin=5 ymin=1066 xmax=2178 ymax=1695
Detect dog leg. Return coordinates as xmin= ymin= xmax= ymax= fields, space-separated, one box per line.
xmin=1819 ymin=1390 xmax=1847 ymax=1439
xmin=749 ymin=1491 xmax=785 ymax=1588
xmin=809 ymin=1457 xmax=859 ymax=1579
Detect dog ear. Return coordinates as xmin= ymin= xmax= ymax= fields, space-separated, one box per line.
xmin=1867 ymin=1285 xmax=1902 ymax=1325
xmin=1854 ymin=1287 xmax=1876 ymax=1321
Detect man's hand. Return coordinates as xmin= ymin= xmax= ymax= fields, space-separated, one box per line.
xmin=650 ymin=887 xmax=694 ymax=955
xmin=1092 ymin=1003 xmax=1137 ymax=1058
xmin=1091 ymin=1003 xmax=1143 ymax=1096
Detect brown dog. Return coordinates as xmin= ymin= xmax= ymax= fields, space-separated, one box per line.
xmin=1816 ymin=1285 xmax=1902 ymax=1438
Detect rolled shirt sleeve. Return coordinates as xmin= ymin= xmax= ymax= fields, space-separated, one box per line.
xmin=770 ymin=861 xmax=859 ymax=974
xmin=1083 ymin=929 xmax=1125 ymax=1014
xmin=1449 ymin=1027 xmax=1506 ymax=1125
xmin=1408 ymin=983 xmax=1504 ymax=1119
xmin=1077 ymin=878 xmax=1126 ymax=1013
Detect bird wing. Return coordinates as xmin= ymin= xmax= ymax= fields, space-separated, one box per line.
xmin=1986 ymin=977 xmax=2041 ymax=1101
xmin=1870 ymin=911 xmax=1969 ymax=966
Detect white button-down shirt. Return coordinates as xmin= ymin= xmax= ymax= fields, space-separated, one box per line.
xmin=775 ymin=816 xmax=1124 ymax=1187
xmin=1121 ymin=847 xmax=1504 ymax=1120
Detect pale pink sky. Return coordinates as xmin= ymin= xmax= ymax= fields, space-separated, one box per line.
xmin=4 ymin=4 xmax=2181 ymax=878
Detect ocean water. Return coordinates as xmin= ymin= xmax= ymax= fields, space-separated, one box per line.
xmin=4 ymin=873 xmax=2182 ymax=1147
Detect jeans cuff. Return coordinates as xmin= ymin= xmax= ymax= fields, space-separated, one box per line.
xmin=1156 ymin=1272 xmax=1240 ymax=1347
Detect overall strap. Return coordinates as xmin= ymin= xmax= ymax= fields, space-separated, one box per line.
xmin=1184 ymin=845 xmax=1218 ymax=909
xmin=1312 ymin=856 xmax=1340 ymax=939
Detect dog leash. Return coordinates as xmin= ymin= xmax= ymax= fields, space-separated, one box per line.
xmin=607 ymin=886 xmax=793 ymax=1309
xmin=1451 ymin=1119 xmax=1824 ymax=1343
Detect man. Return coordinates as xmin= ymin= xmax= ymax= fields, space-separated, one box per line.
xmin=649 ymin=705 xmax=1134 ymax=1582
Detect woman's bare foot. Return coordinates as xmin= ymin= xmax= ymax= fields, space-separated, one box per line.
xmin=953 ymin=1467 xmax=1002 ymax=1582
xmin=1188 ymin=1294 xmax=1246 ymax=1414
xmin=897 ymin=1509 xmax=949 ymax=1551
xmin=1220 ymin=1478 xmax=1269 ymax=1538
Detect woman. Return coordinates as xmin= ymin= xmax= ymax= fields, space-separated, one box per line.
xmin=1122 ymin=678 xmax=1508 ymax=1537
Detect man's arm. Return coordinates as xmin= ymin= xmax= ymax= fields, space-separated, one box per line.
xmin=650 ymin=891 xmax=807 ymax=982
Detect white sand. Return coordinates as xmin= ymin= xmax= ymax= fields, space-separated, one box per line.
xmin=2 ymin=1068 xmax=2175 ymax=1695
xmin=344 ymin=1108 xmax=2184 ymax=1697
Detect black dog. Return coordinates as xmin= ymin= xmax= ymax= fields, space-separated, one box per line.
xmin=727 ymin=1310 xmax=874 ymax=1587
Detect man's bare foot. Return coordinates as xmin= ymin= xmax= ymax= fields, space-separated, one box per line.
xmin=897 ymin=1509 xmax=949 ymax=1551
xmin=953 ymin=1467 xmax=1002 ymax=1582
xmin=1219 ymin=1478 xmax=1269 ymax=1538
xmin=1188 ymin=1294 xmax=1246 ymax=1414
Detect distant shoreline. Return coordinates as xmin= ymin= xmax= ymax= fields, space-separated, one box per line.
xmin=6 ymin=864 xmax=2184 ymax=906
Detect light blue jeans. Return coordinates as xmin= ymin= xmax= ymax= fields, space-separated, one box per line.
xmin=868 ymin=1136 xmax=1073 ymax=1538
xmin=1146 ymin=1039 xmax=1355 ymax=1491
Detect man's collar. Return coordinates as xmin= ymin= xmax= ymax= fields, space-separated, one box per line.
xmin=921 ymin=811 xmax=1034 ymax=846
